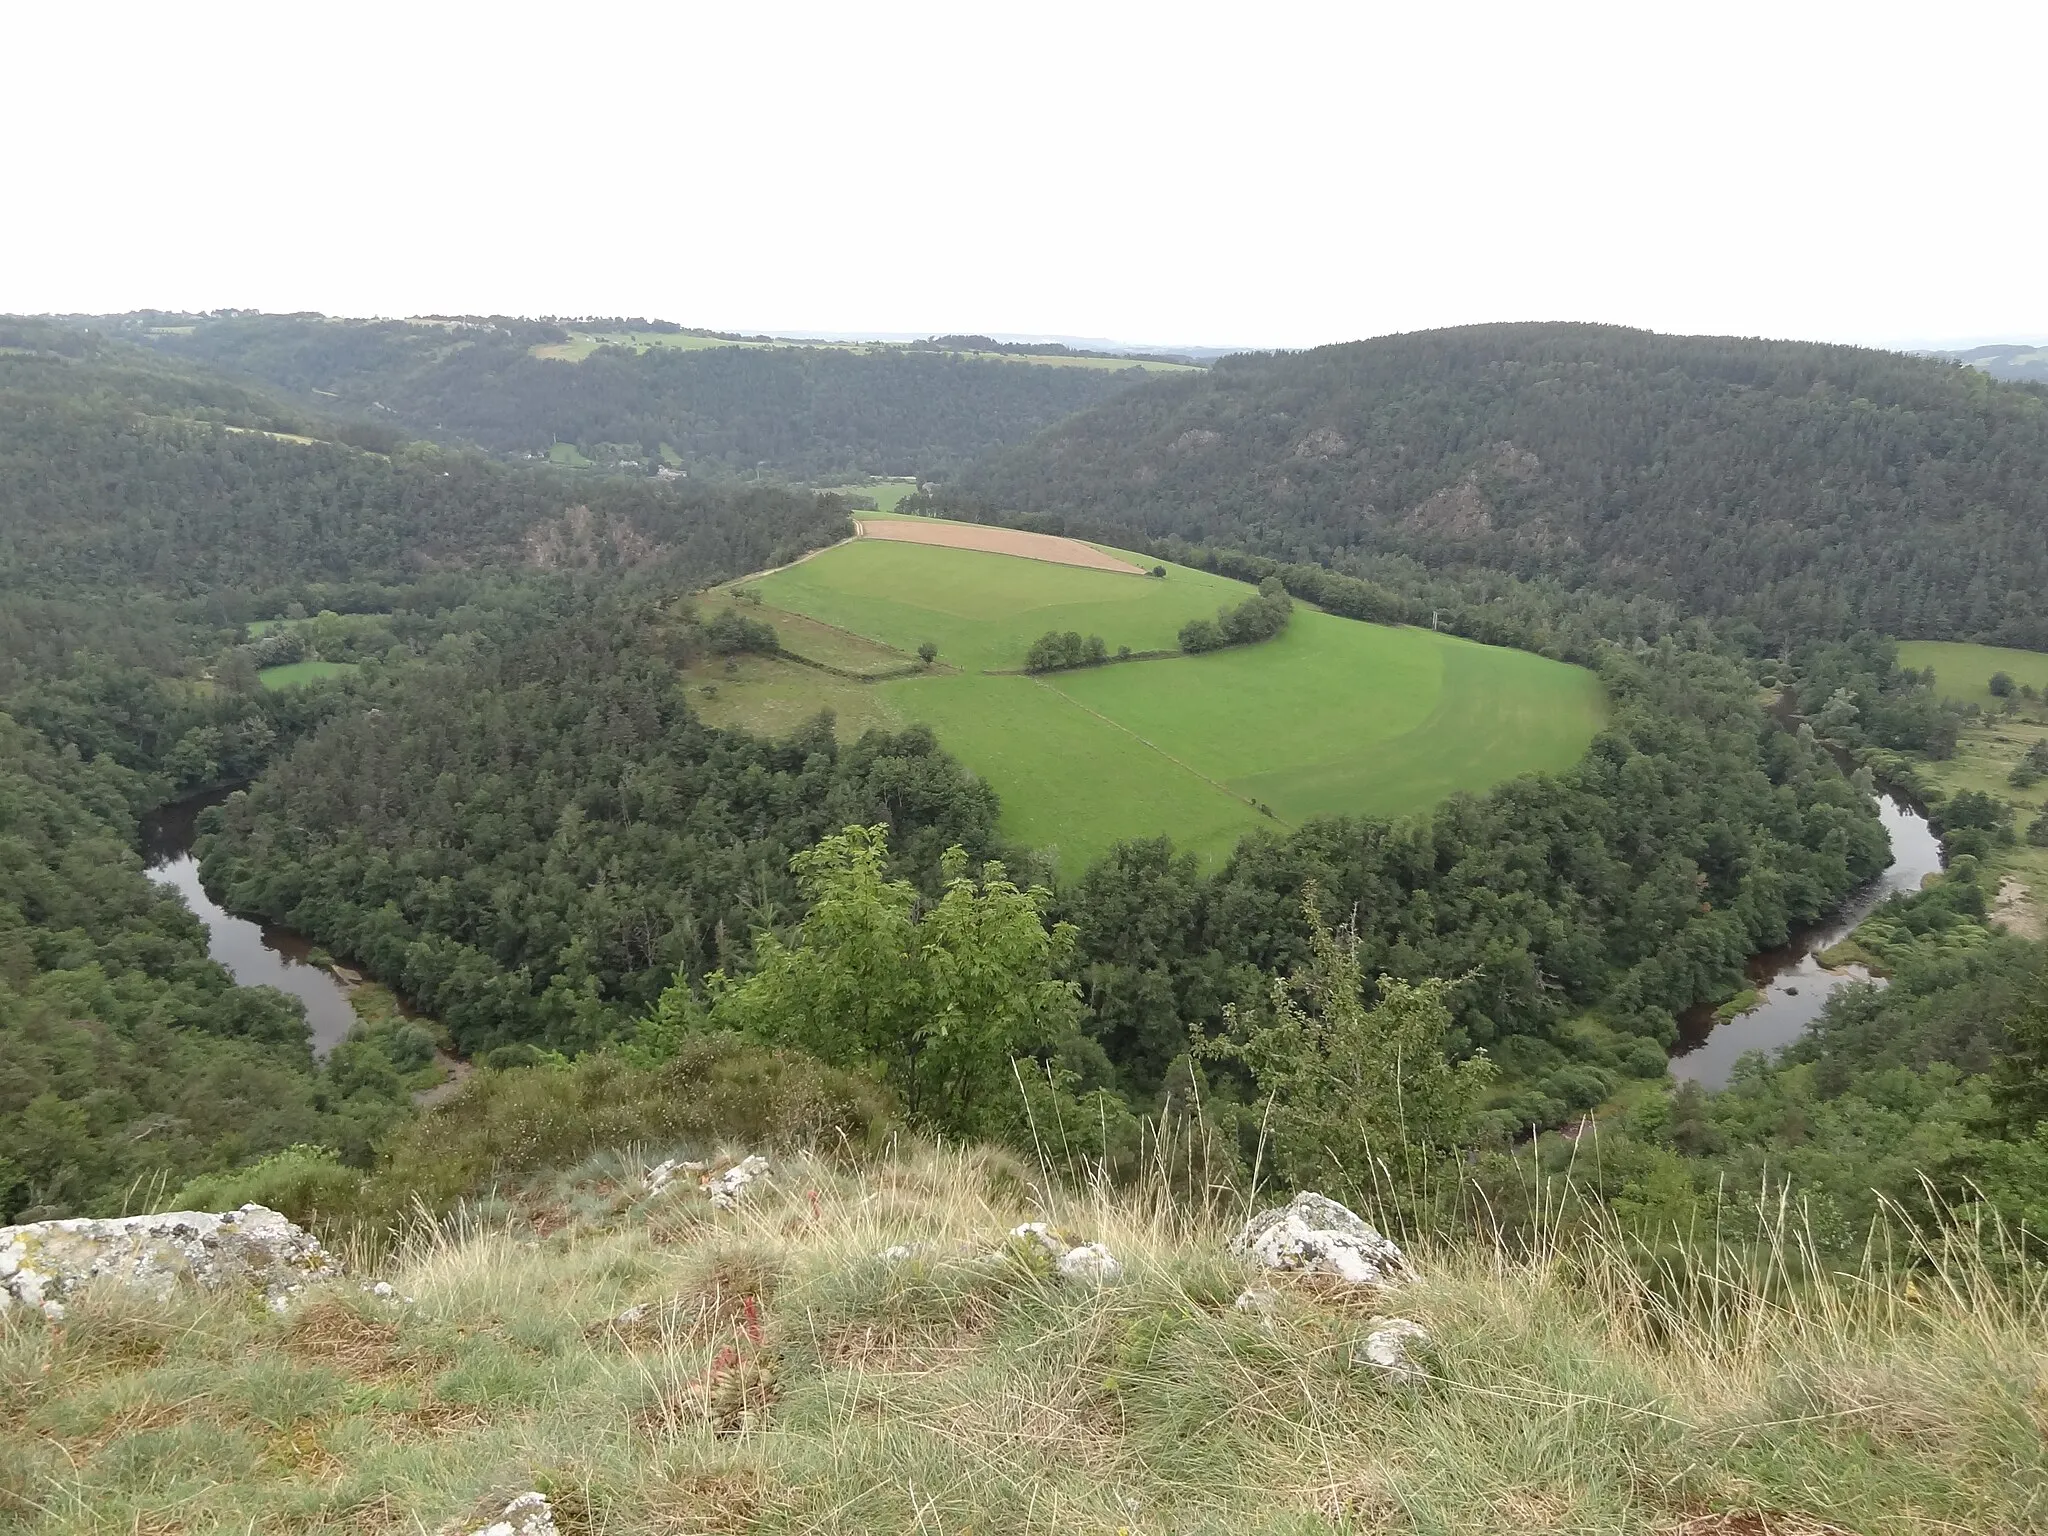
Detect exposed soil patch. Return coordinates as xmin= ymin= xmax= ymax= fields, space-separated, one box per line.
xmin=855 ymin=518 xmax=1144 ymax=574
xmin=1991 ymin=874 xmax=2043 ymax=940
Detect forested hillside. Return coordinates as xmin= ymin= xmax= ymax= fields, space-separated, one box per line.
xmin=118 ymin=312 xmax=1151 ymax=478
xmin=6 ymin=305 xmax=2048 ymax=1275
xmin=0 ymin=713 xmax=422 ymax=1221
xmin=944 ymin=323 xmax=2048 ymax=648
xmin=0 ymin=334 xmax=887 ymax=1218
xmin=0 ymin=326 xmax=847 ymax=600
xmin=199 ymin=598 xmax=1005 ymax=1056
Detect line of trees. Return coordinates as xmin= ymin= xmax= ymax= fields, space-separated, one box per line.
xmin=1025 ymin=630 xmax=1109 ymax=672
xmin=1179 ymin=577 xmax=1292 ymax=653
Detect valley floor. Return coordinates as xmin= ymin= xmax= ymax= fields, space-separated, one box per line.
xmin=688 ymin=526 xmax=1605 ymax=871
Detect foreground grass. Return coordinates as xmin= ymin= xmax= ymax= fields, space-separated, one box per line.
xmin=6 ymin=1147 xmax=2044 ymax=1535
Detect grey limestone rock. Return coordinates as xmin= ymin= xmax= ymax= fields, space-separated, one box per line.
xmin=1359 ymin=1317 xmax=1432 ymax=1384
xmin=469 ymin=1491 xmax=558 ymax=1536
xmin=703 ymin=1154 xmax=772 ymax=1209
xmin=1233 ymin=1192 xmax=1411 ymax=1288
xmin=0 ymin=1203 xmax=340 ymax=1320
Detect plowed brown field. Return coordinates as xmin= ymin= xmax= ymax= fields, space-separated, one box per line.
xmin=855 ymin=517 xmax=1144 ymax=574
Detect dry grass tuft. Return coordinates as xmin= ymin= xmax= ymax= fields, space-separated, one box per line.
xmin=1666 ymin=1515 xmax=1863 ymax=1536
xmin=284 ymin=1297 xmax=404 ymax=1379
xmin=638 ymin=1466 xmax=772 ymax=1534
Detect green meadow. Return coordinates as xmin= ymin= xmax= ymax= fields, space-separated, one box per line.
xmin=747 ymin=539 xmax=1235 ymax=674
xmin=704 ymin=530 xmax=1607 ymax=871
xmin=258 ymin=660 xmax=359 ymax=690
xmin=815 ymin=480 xmax=920 ymax=511
xmin=1898 ymin=639 xmax=2048 ymax=707
xmin=528 ymin=332 xmax=1197 ymax=372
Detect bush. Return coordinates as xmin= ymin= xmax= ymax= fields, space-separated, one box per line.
xmin=1939 ymin=789 xmax=2014 ymax=856
xmin=1989 ymin=671 xmax=2014 ymax=697
xmin=1180 ymin=578 xmax=1292 ymax=655
xmin=354 ymin=1036 xmax=893 ymax=1227
xmin=167 ymin=1145 xmax=366 ymax=1227
xmin=706 ymin=608 xmax=779 ymax=656
xmin=1620 ymin=1038 xmax=1673 ymax=1078
xmin=2028 ymin=811 xmax=2048 ymax=847
xmin=1025 ymin=630 xmax=1107 ymax=672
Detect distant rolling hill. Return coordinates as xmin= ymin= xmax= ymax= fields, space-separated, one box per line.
xmin=94 ymin=312 xmax=1164 ymax=481
xmin=1927 ymin=342 xmax=2048 ymax=384
xmin=940 ymin=322 xmax=2048 ymax=649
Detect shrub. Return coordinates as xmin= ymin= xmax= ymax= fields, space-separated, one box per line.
xmin=706 ymin=608 xmax=779 ymax=656
xmin=348 ymin=1037 xmax=893 ymax=1230
xmin=1025 ymin=630 xmax=1108 ymax=672
xmin=168 ymin=1145 xmax=366 ymax=1227
xmin=1180 ymin=578 xmax=1292 ymax=655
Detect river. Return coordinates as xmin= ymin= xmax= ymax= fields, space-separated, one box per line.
xmin=140 ymin=789 xmax=362 ymax=1056
xmin=1669 ymin=792 xmax=1943 ymax=1089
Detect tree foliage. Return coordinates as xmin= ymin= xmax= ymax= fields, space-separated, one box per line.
xmin=1025 ymin=630 xmax=1108 ymax=672
xmin=943 ymin=323 xmax=2048 ymax=649
xmin=1180 ymin=576 xmax=1292 ymax=653
xmin=130 ymin=313 xmax=1150 ymax=479
xmin=684 ymin=825 xmax=1079 ymax=1134
xmin=0 ymin=715 xmax=416 ymax=1222
xmin=1196 ymin=888 xmax=1493 ymax=1203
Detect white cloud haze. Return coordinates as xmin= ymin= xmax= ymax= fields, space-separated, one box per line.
xmin=5 ymin=0 xmax=2043 ymax=350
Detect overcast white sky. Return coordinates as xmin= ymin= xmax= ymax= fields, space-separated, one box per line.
xmin=6 ymin=0 xmax=2042 ymax=351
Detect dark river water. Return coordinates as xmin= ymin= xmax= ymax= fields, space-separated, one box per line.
xmin=1669 ymin=793 xmax=1943 ymax=1088
xmin=140 ymin=790 xmax=362 ymax=1056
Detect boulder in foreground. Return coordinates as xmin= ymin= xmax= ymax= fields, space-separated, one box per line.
xmin=469 ymin=1492 xmax=558 ymax=1536
xmin=1234 ymin=1191 xmax=1411 ymax=1287
xmin=0 ymin=1203 xmax=339 ymax=1320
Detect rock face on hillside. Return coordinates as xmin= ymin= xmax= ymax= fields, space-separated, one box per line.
xmin=0 ymin=1204 xmax=339 ymax=1320
xmin=1235 ymin=1192 xmax=1411 ymax=1287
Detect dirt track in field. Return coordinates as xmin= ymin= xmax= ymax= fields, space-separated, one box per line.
xmin=855 ymin=518 xmax=1145 ymax=574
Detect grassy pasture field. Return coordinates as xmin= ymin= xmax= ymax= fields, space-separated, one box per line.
xmin=258 ymin=660 xmax=359 ymax=690
xmin=703 ymin=525 xmax=1606 ymax=871
xmin=1898 ymin=640 xmax=2048 ymax=707
xmin=530 ymin=331 xmax=767 ymax=363
xmin=815 ymin=480 xmax=919 ymax=511
xmin=694 ymin=590 xmax=913 ymax=679
xmin=528 ymin=331 xmax=1198 ymax=372
xmin=746 ymin=539 xmax=1235 ymax=674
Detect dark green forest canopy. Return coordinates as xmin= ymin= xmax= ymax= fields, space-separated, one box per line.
xmin=0 ymin=338 xmax=851 ymax=599
xmin=110 ymin=312 xmax=1152 ymax=478
xmin=0 ymin=714 xmax=420 ymax=1221
xmin=941 ymin=322 xmax=2048 ymax=649
xmin=197 ymin=600 xmax=1005 ymax=1057
xmin=200 ymin=604 xmax=1890 ymax=1119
